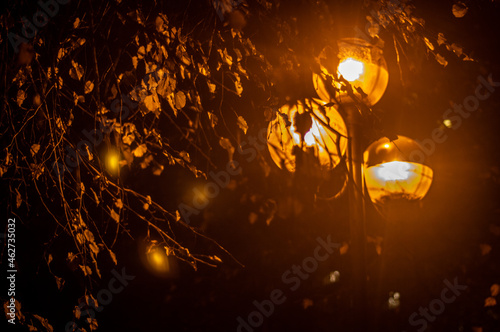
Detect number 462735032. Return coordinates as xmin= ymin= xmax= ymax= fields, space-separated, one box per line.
xmin=7 ymin=218 xmax=15 ymax=268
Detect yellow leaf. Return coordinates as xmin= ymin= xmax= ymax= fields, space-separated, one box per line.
xmin=143 ymin=93 xmax=160 ymax=113
xmin=30 ymin=144 xmax=40 ymax=157
xmin=155 ymin=16 xmax=165 ymax=32
xmin=137 ymin=46 xmax=145 ymax=59
xmin=237 ymin=116 xmax=248 ymax=134
xmin=451 ymin=43 xmax=463 ymax=57
xmin=234 ymin=73 xmax=243 ymax=96
xmin=176 ymin=44 xmax=191 ymax=65
xmin=219 ymin=137 xmax=234 ymax=161
xmin=79 ymin=265 xmax=92 ymax=276
xmin=435 ymin=54 xmax=448 ymax=67
xmin=485 ymin=297 xmax=497 ymax=307
xmin=424 ymin=37 xmax=434 ymax=51
xmin=16 ymin=90 xmax=26 ymax=107
xmin=89 ymin=242 xmax=99 ymax=255
xmin=84 ymin=81 xmax=94 ymax=94
xmin=115 ymin=198 xmax=123 ymax=209
xmin=140 ymin=154 xmax=154 ymax=169
xmin=69 ymin=61 xmax=84 ymax=81
xmin=33 ymin=314 xmax=53 ymax=332
xmin=76 ymin=233 xmax=85 ymax=245
xmin=153 ymin=164 xmax=164 ymax=176
xmin=133 ymin=144 xmax=148 ymax=157
xmin=84 ymin=229 xmax=94 ymax=242
xmin=55 ymin=276 xmax=65 ymax=291
xmin=15 ymin=189 xmax=22 ymax=208
xmin=110 ymin=209 xmax=120 ymax=223
xmin=437 ymin=33 xmax=446 ymax=46
xmin=108 ymin=249 xmax=117 ymax=265
xmin=208 ymin=82 xmax=216 ymax=94
xmin=175 ymin=91 xmax=186 ymax=109
xmin=452 ymin=2 xmax=468 ymax=18
xmin=73 ymin=305 xmax=81 ymax=319
xmin=491 ymin=283 xmax=500 ymax=296
xmin=211 ymin=255 xmax=222 ymax=263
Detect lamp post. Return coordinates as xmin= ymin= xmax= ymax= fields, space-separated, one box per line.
xmin=364 ymin=136 xmax=434 ymax=323
xmin=313 ymin=38 xmax=390 ymax=330
xmin=266 ymin=37 xmax=434 ymax=330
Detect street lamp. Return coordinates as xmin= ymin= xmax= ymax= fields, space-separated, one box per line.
xmin=267 ymin=35 xmax=432 ymax=330
xmin=364 ymin=137 xmax=434 ymax=321
xmin=311 ymin=37 xmax=390 ymax=331
xmin=267 ymin=98 xmax=348 ymax=172
xmin=313 ymin=38 xmax=389 ymax=106
xmin=364 ymin=136 xmax=434 ymax=205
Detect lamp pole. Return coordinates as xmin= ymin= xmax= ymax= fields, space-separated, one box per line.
xmin=343 ymin=103 xmax=368 ymax=331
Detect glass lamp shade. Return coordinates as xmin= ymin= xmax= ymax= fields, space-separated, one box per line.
xmin=313 ymin=38 xmax=389 ymax=106
xmin=363 ymin=136 xmax=433 ymax=204
xmin=267 ymin=98 xmax=348 ymax=172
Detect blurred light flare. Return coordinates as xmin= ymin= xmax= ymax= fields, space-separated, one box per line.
xmin=105 ymin=150 xmax=120 ymax=174
xmin=388 ymin=291 xmax=401 ymax=309
xmin=146 ymin=246 xmax=171 ymax=274
xmin=338 ymin=58 xmax=364 ymax=82
xmin=443 ymin=119 xmax=453 ymax=128
xmin=329 ymin=270 xmax=340 ymax=283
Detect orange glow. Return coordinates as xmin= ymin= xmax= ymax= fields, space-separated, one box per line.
xmin=139 ymin=239 xmax=179 ymax=278
xmin=443 ymin=119 xmax=453 ymax=128
xmin=313 ymin=38 xmax=389 ymax=106
xmin=365 ymin=161 xmax=433 ymax=202
xmin=105 ymin=151 xmax=120 ymax=174
xmin=146 ymin=246 xmax=171 ymax=274
xmin=364 ymin=136 xmax=434 ymax=204
xmin=267 ymin=99 xmax=347 ymax=172
xmin=338 ymin=58 xmax=364 ymax=81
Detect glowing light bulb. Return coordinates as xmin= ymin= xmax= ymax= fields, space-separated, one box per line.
xmin=383 ymin=143 xmax=390 ymax=149
xmin=338 ymin=58 xmax=364 ymax=82
xmin=375 ymin=161 xmax=412 ymax=181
